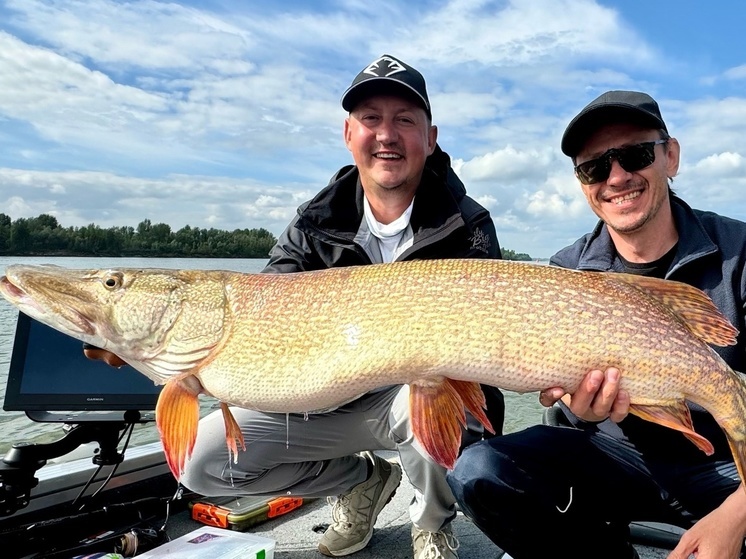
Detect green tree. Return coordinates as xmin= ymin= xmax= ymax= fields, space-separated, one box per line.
xmin=0 ymin=213 xmax=10 ymax=251
xmin=501 ymin=248 xmax=533 ymax=261
xmin=0 ymin=213 xmax=284 ymax=258
xmin=10 ymin=218 xmax=31 ymax=252
xmin=33 ymin=214 xmax=60 ymax=230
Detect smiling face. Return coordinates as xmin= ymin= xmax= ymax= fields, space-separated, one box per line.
xmin=575 ymin=122 xmax=680 ymax=239
xmin=344 ymin=94 xmax=437 ymax=199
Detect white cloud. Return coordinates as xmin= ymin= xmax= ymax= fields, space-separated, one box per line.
xmin=0 ymin=0 xmax=744 ymax=259
xmin=691 ymin=152 xmax=745 ymax=176
xmin=0 ymin=167 xmax=309 ymax=234
xmin=723 ymin=64 xmax=746 ymax=81
xmin=458 ymin=145 xmax=555 ymax=183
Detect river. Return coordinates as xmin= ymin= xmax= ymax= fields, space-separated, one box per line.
xmin=0 ymin=256 xmax=545 ymax=458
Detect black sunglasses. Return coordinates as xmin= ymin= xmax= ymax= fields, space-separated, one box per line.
xmin=574 ymin=139 xmax=668 ymax=185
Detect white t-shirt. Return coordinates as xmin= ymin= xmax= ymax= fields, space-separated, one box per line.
xmin=357 ymin=196 xmax=415 ymax=263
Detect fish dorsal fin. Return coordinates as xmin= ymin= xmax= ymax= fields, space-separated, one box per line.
xmin=611 ymin=273 xmax=738 ymax=347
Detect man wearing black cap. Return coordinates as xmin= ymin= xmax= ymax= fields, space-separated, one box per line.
xmin=447 ymin=90 xmax=746 ymax=559
xmin=176 ymin=54 xmax=504 ymax=559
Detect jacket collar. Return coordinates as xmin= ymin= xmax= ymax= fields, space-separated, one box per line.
xmin=575 ymin=196 xmax=719 ymax=275
xmin=296 ymin=144 xmax=466 ymax=241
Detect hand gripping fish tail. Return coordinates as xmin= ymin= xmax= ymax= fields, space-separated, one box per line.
xmin=0 ymin=259 xmax=744 ymax=488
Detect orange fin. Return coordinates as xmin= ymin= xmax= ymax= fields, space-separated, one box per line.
xmin=612 ymin=274 xmax=738 ymax=347
xmin=156 ymin=379 xmax=200 ymax=480
xmin=630 ymin=401 xmax=715 ymax=455
xmin=448 ymin=379 xmax=495 ymax=437
xmin=220 ymin=402 xmax=246 ymax=462
xmin=724 ymin=434 xmax=746 ymax=491
xmin=410 ymin=378 xmax=492 ymax=470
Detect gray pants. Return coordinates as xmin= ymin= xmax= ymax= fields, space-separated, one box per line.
xmin=179 ymin=385 xmax=457 ymax=532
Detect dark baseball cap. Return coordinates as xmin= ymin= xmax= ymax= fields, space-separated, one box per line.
xmin=561 ymin=90 xmax=668 ymax=157
xmin=341 ymin=54 xmax=431 ymax=118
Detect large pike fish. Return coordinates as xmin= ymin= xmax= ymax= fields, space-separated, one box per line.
xmin=1 ymin=260 xmax=744 ymax=485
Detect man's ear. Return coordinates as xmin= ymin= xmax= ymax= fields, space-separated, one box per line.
xmin=343 ymin=117 xmax=353 ymax=151
xmin=428 ymin=125 xmax=438 ymax=155
xmin=666 ymin=137 xmax=681 ymax=179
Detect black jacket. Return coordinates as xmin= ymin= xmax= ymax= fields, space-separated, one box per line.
xmin=551 ymin=195 xmax=746 ymax=460
xmin=263 ymin=145 xmax=501 ymax=273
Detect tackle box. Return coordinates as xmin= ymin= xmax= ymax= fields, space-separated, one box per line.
xmin=189 ymin=495 xmax=305 ymax=531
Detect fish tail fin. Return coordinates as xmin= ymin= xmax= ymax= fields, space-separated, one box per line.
xmin=156 ymin=379 xmax=201 ymax=480
xmin=723 ymin=434 xmax=746 ymax=492
xmin=220 ymin=402 xmax=246 ymax=463
xmin=410 ymin=378 xmax=493 ymax=470
xmin=702 ymin=369 xmax=746 ymax=488
xmin=630 ymin=401 xmax=715 ymax=455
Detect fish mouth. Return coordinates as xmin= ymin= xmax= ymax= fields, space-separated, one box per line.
xmin=0 ymin=272 xmax=96 ymax=337
xmin=0 ymin=275 xmax=24 ymax=301
xmin=0 ymin=275 xmax=44 ymax=315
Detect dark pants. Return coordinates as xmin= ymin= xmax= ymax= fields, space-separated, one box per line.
xmin=447 ymin=424 xmax=741 ymax=559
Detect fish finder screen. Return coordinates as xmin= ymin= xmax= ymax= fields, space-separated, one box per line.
xmin=3 ymin=311 xmax=161 ymax=418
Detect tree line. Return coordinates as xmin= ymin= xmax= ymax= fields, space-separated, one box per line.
xmin=500 ymin=248 xmax=533 ymax=261
xmin=0 ymin=213 xmax=534 ymax=260
xmin=0 ymin=213 xmax=277 ymax=258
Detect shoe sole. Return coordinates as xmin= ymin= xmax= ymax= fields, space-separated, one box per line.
xmin=318 ymin=458 xmax=403 ymax=557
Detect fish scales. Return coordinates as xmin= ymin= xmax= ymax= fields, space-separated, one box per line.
xmin=2 ymin=259 xmax=745 ymax=483
xmin=217 ymin=261 xmax=701 ymax=402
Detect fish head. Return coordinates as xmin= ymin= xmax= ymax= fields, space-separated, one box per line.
xmin=0 ymin=264 xmax=228 ymax=372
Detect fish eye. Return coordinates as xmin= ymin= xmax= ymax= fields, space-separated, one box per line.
xmin=102 ymin=272 xmax=124 ymax=290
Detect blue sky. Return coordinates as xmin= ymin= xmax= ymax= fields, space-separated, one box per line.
xmin=1 ymin=0 xmax=746 ymax=258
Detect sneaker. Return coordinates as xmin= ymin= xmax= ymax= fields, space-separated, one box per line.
xmin=412 ymin=523 xmax=459 ymax=559
xmin=317 ymin=451 xmax=402 ymax=557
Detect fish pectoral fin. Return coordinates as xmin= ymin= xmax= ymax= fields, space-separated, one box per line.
xmin=156 ymin=379 xmax=201 ymax=480
xmin=630 ymin=401 xmax=715 ymax=456
xmin=410 ymin=378 xmax=492 ymax=470
xmin=220 ymin=402 xmax=246 ymax=463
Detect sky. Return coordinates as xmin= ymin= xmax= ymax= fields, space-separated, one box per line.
xmin=1 ymin=1 xmax=746 ymax=259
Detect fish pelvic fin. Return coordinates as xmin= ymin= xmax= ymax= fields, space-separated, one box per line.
xmin=613 ymin=274 xmax=738 ymax=347
xmin=156 ymin=379 xmax=200 ymax=480
xmin=630 ymin=401 xmax=715 ymax=456
xmin=219 ymin=402 xmax=246 ymax=463
xmin=410 ymin=378 xmax=494 ymax=470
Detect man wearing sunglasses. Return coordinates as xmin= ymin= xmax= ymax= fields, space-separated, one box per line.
xmin=448 ymin=90 xmax=746 ymax=559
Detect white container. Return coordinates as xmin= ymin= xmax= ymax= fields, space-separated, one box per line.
xmin=136 ymin=525 xmax=276 ymax=559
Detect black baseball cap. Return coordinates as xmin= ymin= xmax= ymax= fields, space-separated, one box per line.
xmin=561 ymin=90 xmax=668 ymax=157
xmin=341 ymin=54 xmax=431 ymax=118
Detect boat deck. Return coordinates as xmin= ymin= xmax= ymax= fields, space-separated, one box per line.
xmin=164 ymin=450 xmax=678 ymax=559
xmin=1 ymin=445 xmax=682 ymax=558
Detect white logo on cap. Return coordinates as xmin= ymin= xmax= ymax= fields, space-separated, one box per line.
xmin=363 ymin=56 xmax=406 ymax=77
